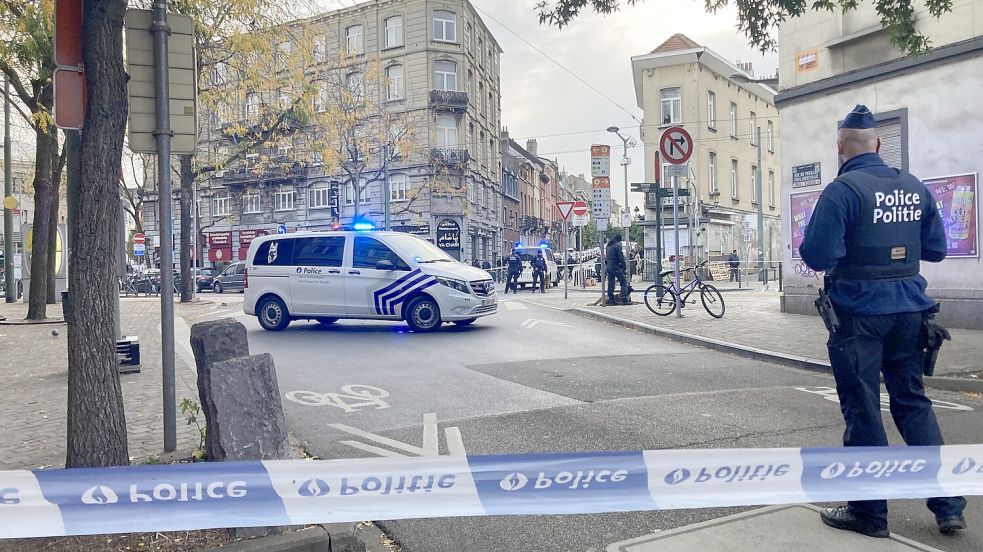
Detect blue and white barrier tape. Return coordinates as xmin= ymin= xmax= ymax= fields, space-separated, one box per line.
xmin=2 ymin=445 xmax=982 ymax=539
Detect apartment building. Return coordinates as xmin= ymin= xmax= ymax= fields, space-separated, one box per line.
xmin=631 ymin=34 xmax=781 ymax=277
xmin=775 ymin=1 xmax=983 ymax=328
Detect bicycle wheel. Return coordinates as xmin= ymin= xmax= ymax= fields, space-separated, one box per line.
xmin=643 ymin=284 xmax=676 ymax=316
xmin=700 ymin=284 xmax=725 ymax=318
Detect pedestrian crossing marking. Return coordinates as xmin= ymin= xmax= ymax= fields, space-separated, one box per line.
xmin=502 ymin=302 xmax=528 ymax=311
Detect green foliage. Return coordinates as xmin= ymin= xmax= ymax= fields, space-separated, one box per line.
xmin=536 ymin=0 xmax=955 ymax=55
xmin=179 ymin=398 xmax=207 ymax=462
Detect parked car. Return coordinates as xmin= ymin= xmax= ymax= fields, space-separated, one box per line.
xmin=195 ymin=267 xmax=219 ymax=292
xmin=213 ymin=262 xmax=246 ymax=294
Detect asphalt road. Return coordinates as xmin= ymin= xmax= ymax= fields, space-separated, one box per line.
xmin=219 ymin=292 xmax=983 ymax=552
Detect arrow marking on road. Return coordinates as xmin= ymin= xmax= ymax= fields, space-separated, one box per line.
xmin=330 ymin=412 xmax=466 ymax=457
xmin=520 ymin=318 xmax=573 ymax=329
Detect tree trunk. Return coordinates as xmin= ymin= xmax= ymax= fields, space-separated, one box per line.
xmin=179 ymin=155 xmax=194 ymax=302
xmin=26 ymin=125 xmax=57 ymax=319
xmin=66 ymin=0 xmax=129 ymax=468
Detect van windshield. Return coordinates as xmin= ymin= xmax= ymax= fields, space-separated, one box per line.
xmin=516 ymin=248 xmax=552 ymax=263
xmin=386 ymin=234 xmax=455 ymax=263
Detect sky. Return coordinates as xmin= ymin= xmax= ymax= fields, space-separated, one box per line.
xmin=323 ymin=0 xmax=778 ymax=213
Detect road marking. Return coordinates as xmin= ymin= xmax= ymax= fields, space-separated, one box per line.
xmin=330 ymin=413 xmax=466 ymax=457
xmin=503 ymin=301 xmax=527 ymax=311
xmin=186 ymin=307 xmax=241 ymax=321
xmin=285 ymin=385 xmax=391 ymax=412
xmin=795 ymin=386 xmax=973 ymax=412
xmin=520 ymin=318 xmax=573 ymax=329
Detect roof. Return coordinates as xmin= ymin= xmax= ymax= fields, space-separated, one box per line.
xmin=650 ymin=33 xmax=701 ymax=54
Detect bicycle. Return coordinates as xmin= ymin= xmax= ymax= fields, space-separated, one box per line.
xmin=642 ymin=260 xmax=725 ymax=318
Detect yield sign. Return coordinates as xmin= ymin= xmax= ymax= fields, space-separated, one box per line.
xmin=572 ymin=201 xmax=589 ymax=216
xmin=556 ymin=201 xmax=575 ymax=221
xmin=660 ymin=127 xmax=693 ymax=165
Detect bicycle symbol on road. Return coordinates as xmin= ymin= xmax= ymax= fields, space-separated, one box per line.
xmin=285 ymin=385 xmax=391 ymax=413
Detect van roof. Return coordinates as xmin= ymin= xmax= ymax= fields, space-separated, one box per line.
xmin=256 ymin=230 xmax=414 ymax=239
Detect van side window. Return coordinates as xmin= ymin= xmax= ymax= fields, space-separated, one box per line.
xmin=253 ymin=239 xmax=295 ymax=266
xmin=292 ymin=237 xmax=345 ymax=267
xmin=353 ymin=237 xmax=409 ymax=271
xmin=234 ymin=263 xmax=246 ymax=274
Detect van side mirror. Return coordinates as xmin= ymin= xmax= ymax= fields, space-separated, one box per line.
xmin=375 ymin=259 xmax=395 ymax=271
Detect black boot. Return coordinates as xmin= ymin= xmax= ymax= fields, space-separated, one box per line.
xmin=820 ymin=506 xmax=889 ymax=538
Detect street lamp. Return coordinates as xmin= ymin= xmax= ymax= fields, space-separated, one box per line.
xmin=606 ymin=126 xmax=633 ymax=253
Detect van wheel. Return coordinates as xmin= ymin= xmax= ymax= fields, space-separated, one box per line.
xmin=258 ymin=296 xmax=290 ymax=331
xmin=452 ymin=318 xmax=477 ymax=326
xmin=316 ymin=317 xmax=337 ymax=326
xmin=213 ymin=282 xmax=224 ymax=294
xmin=405 ymin=296 xmax=441 ymax=332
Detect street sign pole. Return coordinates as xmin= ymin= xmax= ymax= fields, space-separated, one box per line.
xmin=152 ymin=0 xmax=177 ymax=453
xmin=672 ymin=173 xmax=682 ymax=318
xmin=3 ymin=75 xmax=14 ymax=303
xmin=654 ymin=152 xmax=662 ymax=289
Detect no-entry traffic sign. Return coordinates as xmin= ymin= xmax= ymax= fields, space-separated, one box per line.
xmin=572 ymin=201 xmax=589 ymax=217
xmin=660 ymin=127 xmax=693 ymax=165
xmin=132 ymin=233 xmax=146 ymax=245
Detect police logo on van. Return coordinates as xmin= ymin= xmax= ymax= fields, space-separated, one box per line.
xmin=664 ymin=468 xmax=691 ymax=485
xmin=298 ymin=479 xmax=331 ymax=497
xmin=81 ymin=485 xmax=119 ymax=505
xmin=499 ymin=473 xmax=529 ymax=491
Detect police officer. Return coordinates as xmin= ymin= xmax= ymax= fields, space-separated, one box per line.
xmin=801 ymin=105 xmax=965 ymax=538
xmin=531 ymin=250 xmax=547 ymax=293
xmin=566 ymin=248 xmax=576 ymax=280
xmin=606 ymin=234 xmax=629 ymax=304
xmin=504 ymin=248 xmax=522 ymax=294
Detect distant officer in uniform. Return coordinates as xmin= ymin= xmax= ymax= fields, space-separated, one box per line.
xmin=801 ymin=105 xmax=966 ymax=539
xmin=505 ymin=249 xmax=522 ymax=294
xmin=531 ymin=251 xmax=547 ymax=293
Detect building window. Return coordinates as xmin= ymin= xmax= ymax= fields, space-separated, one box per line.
xmin=309 ymin=183 xmax=330 ymax=209
xmin=213 ymin=195 xmax=230 ymax=217
xmin=478 ymin=38 xmax=485 ymax=67
xmin=277 ymin=89 xmax=291 ymax=110
xmin=478 ymin=81 xmax=485 ymax=112
xmin=769 ymin=171 xmax=776 ymax=208
xmin=345 ymin=180 xmax=370 ymax=205
xmin=729 ymin=102 xmax=737 ymax=138
xmin=730 ymin=159 xmax=739 ymax=199
xmin=465 ymin=22 xmax=472 ymax=51
xmin=707 ymin=91 xmax=716 ymax=130
xmin=433 ymin=10 xmax=457 ymax=42
xmin=390 ymin=174 xmax=409 ymax=202
xmin=436 ymin=115 xmax=458 ymax=147
xmin=245 ymin=92 xmax=260 ymax=121
xmin=750 ymin=164 xmax=759 ymax=204
xmin=749 ymin=112 xmax=758 ymax=145
xmin=242 ymin=193 xmax=261 ymax=214
xmin=661 ymin=163 xmax=681 ymax=190
xmin=314 ymin=82 xmax=328 ymax=113
xmin=312 ymin=151 xmax=323 ymax=165
xmin=346 ymin=72 xmax=364 ymax=98
xmin=384 ymin=16 xmax=403 ymax=49
xmin=275 ymin=187 xmax=296 ymax=211
xmin=434 ymin=60 xmax=457 ymax=91
xmin=767 ymin=120 xmax=774 ymax=152
xmin=660 ymin=87 xmax=681 ymax=125
xmin=386 ymin=65 xmax=403 ymax=101
xmin=708 ymin=152 xmax=717 ymax=194
xmin=346 ymin=25 xmax=363 ymax=55
xmin=313 ymin=34 xmax=325 ymax=62
xmin=277 ymin=40 xmax=294 ymax=64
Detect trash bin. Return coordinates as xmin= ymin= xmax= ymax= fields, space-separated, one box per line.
xmin=61 ymin=290 xmax=70 ymax=319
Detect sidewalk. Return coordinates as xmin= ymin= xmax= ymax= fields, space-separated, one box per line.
xmin=524 ymin=286 xmax=983 ymax=392
xmin=0 ymin=297 xmax=226 ymax=470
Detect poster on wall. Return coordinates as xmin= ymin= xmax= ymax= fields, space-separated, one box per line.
xmin=923 ymin=173 xmax=978 ymax=258
xmin=790 ymin=190 xmax=823 ymax=259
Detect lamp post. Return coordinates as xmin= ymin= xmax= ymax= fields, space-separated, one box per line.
xmin=607 ymin=126 xmax=633 ymax=254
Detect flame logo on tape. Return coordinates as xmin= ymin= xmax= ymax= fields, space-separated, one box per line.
xmin=298 ymin=479 xmax=331 ymax=497
xmin=820 ymin=463 xmax=846 ymax=479
xmin=664 ymin=468 xmax=691 ymax=485
xmin=499 ymin=472 xmax=529 ymax=491
xmin=81 ymin=485 xmax=119 ymax=505
xmin=953 ymin=457 xmax=977 ymax=475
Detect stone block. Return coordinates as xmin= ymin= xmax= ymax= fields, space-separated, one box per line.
xmin=190 ymin=319 xmax=250 ymax=460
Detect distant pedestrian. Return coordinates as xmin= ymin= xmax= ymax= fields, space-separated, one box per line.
xmin=565 ymin=248 xmax=576 ymax=280
xmin=481 ymin=259 xmax=491 ymax=270
xmin=531 ymin=251 xmax=547 ymax=293
xmin=505 ymin=249 xmax=522 ymax=294
xmin=727 ymin=250 xmax=740 ymax=282
xmin=606 ymin=235 xmax=630 ymax=303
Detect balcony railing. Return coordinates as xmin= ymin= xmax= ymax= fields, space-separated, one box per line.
xmin=431 ymin=147 xmax=471 ymax=167
xmin=429 ymin=90 xmax=469 ymax=112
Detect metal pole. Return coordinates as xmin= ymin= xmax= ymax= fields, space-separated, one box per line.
xmin=563 ymin=221 xmax=568 ymax=300
xmin=672 ymin=170 xmax=681 ymax=318
xmin=3 ymin=75 xmax=15 ymax=303
xmin=756 ymin=126 xmax=766 ymax=289
xmin=152 ymin=1 xmax=176 ymax=453
xmin=621 ymin=138 xmax=629 ymax=258
xmin=382 ymin=144 xmax=390 ymax=231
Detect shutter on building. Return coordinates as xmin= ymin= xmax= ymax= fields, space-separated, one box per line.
xmin=877 ymin=119 xmax=904 ymax=170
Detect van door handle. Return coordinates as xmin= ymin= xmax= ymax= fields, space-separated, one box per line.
xmin=348 ymin=270 xmax=361 ymax=275
xmin=328 ymin=269 xmax=341 ymax=274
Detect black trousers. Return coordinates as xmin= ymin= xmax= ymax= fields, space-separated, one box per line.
xmin=505 ymin=271 xmax=520 ymax=293
xmin=827 ymin=310 xmax=966 ymax=527
xmin=607 ymin=270 xmax=629 ymax=299
xmin=532 ymin=269 xmax=546 ymax=292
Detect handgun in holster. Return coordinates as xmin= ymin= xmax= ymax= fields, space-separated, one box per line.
xmin=920 ymin=304 xmax=951 ymax=377
xmin=815 ymin=276 xmax=840 ymax=334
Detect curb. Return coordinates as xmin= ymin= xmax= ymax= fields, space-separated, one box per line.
xmin=0 ymin=317 xmax=66 ymax=326
xmin=570 ymin=308 xmax=983 ymax=395
xmin=201 ymin=526 xmax=329 ymax=552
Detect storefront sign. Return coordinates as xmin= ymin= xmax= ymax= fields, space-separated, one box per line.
xmin=393 ymin=223 xmax=431 ymax=236
xmin=924 ymin=173 xmax=978 ymax=258
xmin=207 ymin=231 xmax=233 ymax=247
xmin=435 ymin=219 xmax=461 ymax=250
xmin=792 ymin=163 xmax=822 ymax=188
xmin=238 ymin=229 xmax=269 ymax=245
xmin=790 ymin=190 xmax=823 ymax=259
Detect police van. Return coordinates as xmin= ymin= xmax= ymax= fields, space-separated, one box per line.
xmin=243 ymin=231 xmax=497 ymax=332
xmin=513 ymin=246 xmax=559 ymax=289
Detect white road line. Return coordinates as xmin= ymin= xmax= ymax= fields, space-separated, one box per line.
xmin=340 ymin=440 xmax=406 ymax=458
xmin=502 ymin=301 xmax=527 ymax=311
xmin=328 ymin=423 xmax=427 ymax=456
xmin=444 ymin=427 xmax=466 ymax=456
xmin=422 ymin=413 xmax=438 ymax=457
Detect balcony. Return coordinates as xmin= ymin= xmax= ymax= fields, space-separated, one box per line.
xmin=431 ymin=147 xmax=471 ymax=167
xmin=429 ymin=90 xmax=469 ymax=113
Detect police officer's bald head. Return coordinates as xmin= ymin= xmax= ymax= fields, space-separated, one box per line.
xmin=837 ymin=105 xmax=880 ymax=162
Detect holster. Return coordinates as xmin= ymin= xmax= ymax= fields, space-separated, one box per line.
xmin=815 ymin=276 xmax=840 ymax=334
xmin=920 ymin=304 xmax=951 ymax=377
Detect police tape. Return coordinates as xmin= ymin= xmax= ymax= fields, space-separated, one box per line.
xmin=2 ymin=445 xmax=983 ymax=539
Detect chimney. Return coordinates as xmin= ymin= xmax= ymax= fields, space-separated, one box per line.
xmin=526 ymin=139 xmax=538 ymax=157
xmin=501 ymin=128 xmax=510 ymax=143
